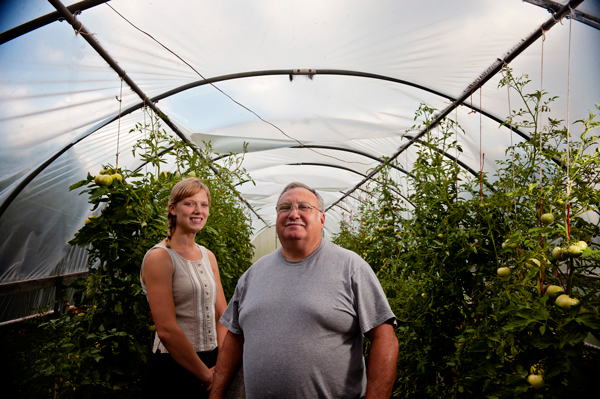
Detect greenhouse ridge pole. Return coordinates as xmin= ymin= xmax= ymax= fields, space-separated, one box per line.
xmin=45 ymin=0 xmax=268 ymax=226
xmin=0 ymin=0 xmax=110 ymax=45
xmin=524 ymin=0 xmax=600 ymax=30
xmin=327 ymin=0 xmax=585 ymax=212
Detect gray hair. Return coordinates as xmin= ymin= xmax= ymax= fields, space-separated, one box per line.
xmin=277 ymin=182 xmax=324 ymax=212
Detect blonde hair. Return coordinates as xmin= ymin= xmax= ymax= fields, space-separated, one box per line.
xmin=165 ymin=177 xmax=211 ymax=248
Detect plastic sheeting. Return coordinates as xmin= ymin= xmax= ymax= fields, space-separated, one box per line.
xmin=1 ymin=0 xmax=599 ymax=321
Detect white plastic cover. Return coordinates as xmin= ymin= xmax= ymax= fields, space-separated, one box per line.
xmin=0 ymin=0 xmax=599 ymax=321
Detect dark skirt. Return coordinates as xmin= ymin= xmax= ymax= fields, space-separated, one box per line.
xmin=142 ymin=348 xmax=218 ymax=399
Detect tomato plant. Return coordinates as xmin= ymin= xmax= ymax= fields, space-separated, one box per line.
xmin=22 ymin=111 xmax=254 ymax=398
xmin=334 ymin=70 xmax=600 ymax=398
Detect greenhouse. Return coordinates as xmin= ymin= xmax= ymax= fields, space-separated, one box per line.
xmin=1 ymin=0 xmax=599 ymax=397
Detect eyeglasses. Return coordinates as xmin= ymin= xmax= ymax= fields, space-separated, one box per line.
xmin=276 ymin=202 xmax=322 ymax=214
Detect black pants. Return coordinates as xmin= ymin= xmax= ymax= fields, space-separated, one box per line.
xmin=142 ymin=348 xmax=218 ymax=399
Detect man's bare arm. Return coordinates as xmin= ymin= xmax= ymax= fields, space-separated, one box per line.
xmin=365 ymin=322 xmax=399 ymax=399
xmin=209 ymin=331 xmax=244 ymax=399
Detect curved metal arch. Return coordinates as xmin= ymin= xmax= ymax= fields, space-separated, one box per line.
xmin=213 ymin=142 xmax=494 ymax=190
xmin=335 ymin=190 xmax=416 ymax=216
xmin=291 ymin=145 xmax=415 ymax=178
xmin=233 ymin=162 xmax=415 ymax=215
xmin=0 ymin=66 xmax=540 ymax=218
xmin=212 ymin=144 xmax=416 ymax=178
xmin=333 ymin=203 xmax=351 ymax=214
xmin=298 ymin=143 xmax=496 ymax=192
xmin=351 ymin=188 xmax=416 ymax=211
xmin=402 ymin=135 xmax=497 ymax=192
xmin=227 ymin=179 xmax=350 ymax=213
xmin=285 ymin=162 xmax=415 ymax=208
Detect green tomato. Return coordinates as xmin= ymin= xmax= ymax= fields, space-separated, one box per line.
xmin=576 ymin=241 xmax=588 ymax=250
xmin=551 ymin=246 xmax=566 ymax=261
xmin=98 ymin=174 xmax=114 ymax=186
xmin=555 ymin=294 xmax=579 ymax=309
xmin=94 ymin=174 xmax=102 ymax=185
xmin=188 ymin=171 xmax=196 ymax=177
xmin=567 ymin=244 xmax=583 ymax=258
xmin=525 ymin=258 xmax=541 ymax=269
xmin=112 ymin=173 xmax=123 ymax=182
xmin=497 ymin=267 xmax=511 ymax=277
xmin=527 ymin=374 xmax=545 ymax=389
xmin=545 ymin=284 xmax=564 ymax=298
xmin=502 ymin=241 xmax=518 ymax=250
xmin=540 ymin=213 xmax=554 ymax=225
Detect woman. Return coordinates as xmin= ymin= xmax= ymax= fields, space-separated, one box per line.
xmin=140 ymin=178 xmax=228 ymax=398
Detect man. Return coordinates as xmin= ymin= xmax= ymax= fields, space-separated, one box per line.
xmin=209 ymin=182 xmax=398 ymax=399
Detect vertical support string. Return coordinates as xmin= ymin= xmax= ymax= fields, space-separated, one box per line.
xmin=538 ymin=30 xmax=546 ymax=248
xmin=566 ymin=12 xmax=573 ymax=240
xmin=143 ymin=100 xmax=148 ymax=179
xmin=479 ymin=86 xmax=484 ymax=202
xmin=455 ymin=106 xmax=459 ymax=195
xmin=115 ymin=77 xmax=123 ymax=171
xmin=538 ymin=30 xmax=546 ymax=292
xmin=469 ymin=84 xmax=484 ymax=202
xmin=502 ymin=65 xmax=516 ymax=215
xmin=405 ymin=149 xmax=409 ymax=205
xmin=562 ymin=9 xmax=574 ymax=291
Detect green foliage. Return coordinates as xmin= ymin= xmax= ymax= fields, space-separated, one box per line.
xmin=334 ymin=70 xmax=600 ymax=398
xmin=22 ymin=111 xmax=254 ymax=398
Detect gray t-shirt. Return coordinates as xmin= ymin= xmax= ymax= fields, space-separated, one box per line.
xmin=220 ymin=240 xmax=395 ymax=399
